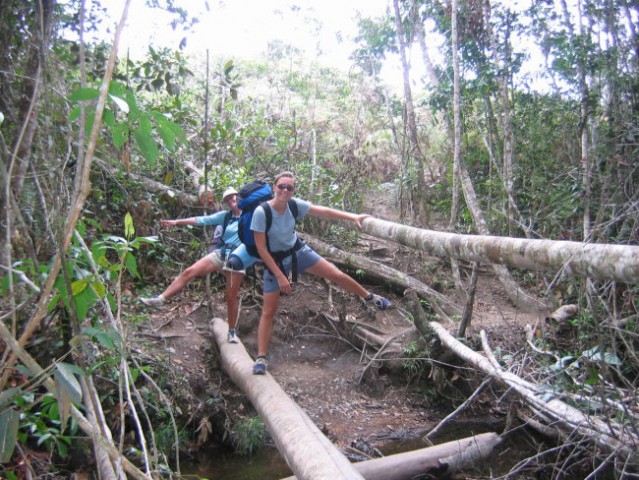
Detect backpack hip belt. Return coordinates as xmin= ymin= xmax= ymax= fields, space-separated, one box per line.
xmin=220 ymin=242 xmax=237 ymax=260
xmin=269 ymin=237 xmax=305 ymax=283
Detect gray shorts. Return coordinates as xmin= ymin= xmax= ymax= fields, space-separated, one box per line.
xmin=263 ymin=244 xmax=321 ymax=293
xmin=206 ymin=249 xmax=228 ymax=269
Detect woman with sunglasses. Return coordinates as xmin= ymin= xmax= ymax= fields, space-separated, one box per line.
xmin=250 ymin=171 xmax=391 ymax=375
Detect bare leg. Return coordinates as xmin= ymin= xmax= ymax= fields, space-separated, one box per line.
xmin=256 ymin=291 xmax=281 ymax=357
xmin=305 ymin=258 xmax=369 ymax=298
xmin=224 ymin=270 xmax=245 ymax=330
xmin=161 ymin=256 xmax=219 ymax=300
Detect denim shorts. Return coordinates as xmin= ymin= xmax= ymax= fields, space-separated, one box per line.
xmin=263 ymin=244 xmax=321 ymax=294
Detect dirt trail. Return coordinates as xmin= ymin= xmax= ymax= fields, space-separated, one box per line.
xmin=137 ymin=247 xmax=543 ymax=454
xmin=135 ymin=188 xmax=545 ymax=454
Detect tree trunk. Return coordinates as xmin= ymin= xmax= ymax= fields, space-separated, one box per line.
xmin=448 ymin=0 xmax=466 ymax=297
xmin=281 ymin=432 xmax=503 ymax=480
xmin=447 ymin=0 xmax=536 ymax=311
xmin=560 ymin=0 xmax=592 ymax=240
xmin=392 ymin=0 xmax=429 ymax=228
xmin=459 ymin=158 xmax=543 ymax=310
xmin=9 ymin=0 xmax=54 ymax=201
xmin=210 ymin=318 xmax=366 ymax=480
xmin=449 ymin=0 xmax=461 ymax=232
xmin=361 ymin=217 xmax=639 ymax=285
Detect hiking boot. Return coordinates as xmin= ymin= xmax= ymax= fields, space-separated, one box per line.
xmin=227 ymin=329 xmax=239 ymax=344
xmin=366 ymin=293 xmax=391 ymax=310
xmin=140 ymin=296 xmax=165 ymax=308
xmin=252 ymin=357 xmax=268 ymax=375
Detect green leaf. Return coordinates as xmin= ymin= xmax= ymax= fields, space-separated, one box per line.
xmin=68 ymin=105 xmax=81 ymax=121
xmin=74 ymin=283 xmax=98 ymax=322
xmin=224 ymin=60 xmax=234 ymax=75
xmin=95 ymin=332 xmax=115 ymax=350
xmin=124 ymin=251 xmax=139 ymax=278
xmin=102 ymin=108 xmax=115 ymax=129
xmin=125 ymin=213 xmax=135 ymax=239
xmin=0 ymin=111 xmax=4 ymax=126
xmin=0 ymin=408 xmax=19 ymax=463
xmin=84 ymin=325 xmax=122 ymax=351
xmin=108 ymin=80 xmax=128 ymax=97
xmin=71 ymin=277 xmax=90 ymax=297
xmin=54 ymin=363 xmax=83 ymax=405
xmin=91 ymin=279 xmax=106 ymax=299
xmin=112 ymin=123 xmax=129 ymax=149
xmin=69 ymin=87 xmax=100 ymax=102
xmin=0 ymin=388 xmax=22 ymax=410
xmin=135 ymin=236 xmax=158 ymax=245
xmin=90 ymin=241 xmax=107 ymax=264
xmin=163 ymin=120 xmax=186 ymax=144
xmin=85 ymin=111 xmax=96 ymax=137
xmin=157 ymin=123 xmax=176 ymax=151
xmin=133 ymin=129 xmax=159 ymax=164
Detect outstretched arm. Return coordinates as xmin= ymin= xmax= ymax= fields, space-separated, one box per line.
xmin=308 ymin=205 xmax=370 ymax=229
xmin=161 ymin=218 xmax=197 ymax=228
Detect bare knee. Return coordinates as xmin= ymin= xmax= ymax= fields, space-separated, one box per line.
xmin=181 ymin=266 xmax=199 ymax=281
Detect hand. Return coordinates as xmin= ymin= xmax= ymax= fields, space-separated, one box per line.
xmin=161 ymin=219 xmax=178 ymax=228
xmin=353 ymin=214 xmax=371 ymax=229
xmin=277 ymin=275 xmax=292 ymax=295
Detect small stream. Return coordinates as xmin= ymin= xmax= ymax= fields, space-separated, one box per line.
xmin=179 ymin=421 xmax=543 ymax=479
xmin=180 ymin=444 xmax=292 ymax=479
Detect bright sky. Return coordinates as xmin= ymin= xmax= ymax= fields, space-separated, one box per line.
xmin=106 ymin=0 xmax=396 ymax=74
xmin=102 ymin=1 xmax=548 ymax=94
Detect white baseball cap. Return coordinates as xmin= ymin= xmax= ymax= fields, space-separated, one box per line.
xmin=222 ymin=187 xmax=238 ymax=201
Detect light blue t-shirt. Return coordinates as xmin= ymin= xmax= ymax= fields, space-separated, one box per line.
xmin=194 ymin=210 xmax=241 ymax=251
xmin=250 ymin=198 xmax=311 ymax=252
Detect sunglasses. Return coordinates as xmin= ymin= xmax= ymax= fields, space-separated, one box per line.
xmin=277 ymin=184 xmax=295 ymax=192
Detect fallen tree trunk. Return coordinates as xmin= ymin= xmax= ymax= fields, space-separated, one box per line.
xmin=281 ymin=432 xmax=502 ymax=480
xmin=304 ymin=234 xmax=462 ymax=319
xmin=95 ymin=158 xmax=203 ymax=208
xmin=320 ymin=313 xmax=413 ymax=376
xmin=362 ymin=217 xmax=639 ymax=285
xmin=427 ymin=321 xmax=639 ymax=464
xmin=210 ymin=318 xmax=365 ymax=480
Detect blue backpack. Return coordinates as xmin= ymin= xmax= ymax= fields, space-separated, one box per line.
xmin=237 ymin=180 xmax=299 ymax=258
xmin=237 ymin=181 xmax=274 ymax=257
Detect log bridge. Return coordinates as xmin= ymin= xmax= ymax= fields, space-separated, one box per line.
xmin=211 ymin=318 xmax=502 ymax=480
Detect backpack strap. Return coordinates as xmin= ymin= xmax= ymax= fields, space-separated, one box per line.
xmin=222 ymin=209 xmax=233 ymax=233
xmin=219 ymin=210 xmax=236 ymax=259
xmin=288 ymin=199 xmax=299 ymax=221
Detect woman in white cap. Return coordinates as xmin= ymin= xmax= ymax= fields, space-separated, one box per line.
xmin=140 ymin=187 xmax=256 ymax=343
